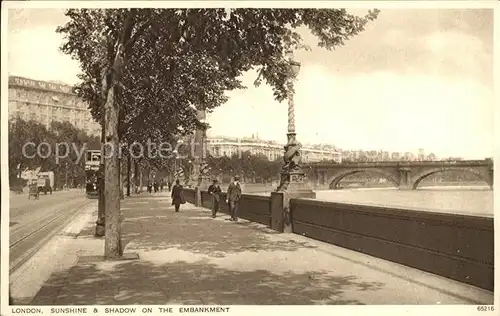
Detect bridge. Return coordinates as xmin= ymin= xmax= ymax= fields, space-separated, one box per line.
xmin=304 ymin=160 xmax=494 ymax=190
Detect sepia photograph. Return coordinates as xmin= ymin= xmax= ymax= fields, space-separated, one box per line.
xmin=1 ymin=0 xmax=496 ymax=313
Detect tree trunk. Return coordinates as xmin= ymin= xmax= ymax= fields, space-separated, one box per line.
xmin=134 ymin=159 xmax=140 ymax=194
xmin=138 ymin=164 xmax=143 ymax=193
xmin=119 ymin=157 xmax=124 ymax=200
xmin=96 ymin=125 xmax=105 ymax=237
xmin=104 ymin=83 xmax=122 ymax=259
xmin=127 ymin=154 xmax=131 ymax=196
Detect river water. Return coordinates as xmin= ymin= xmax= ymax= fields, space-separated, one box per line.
xmin=244 ymin=184 xmax=494 ymax=217
xmin=315 ymin=186 xmax=493 ymax=217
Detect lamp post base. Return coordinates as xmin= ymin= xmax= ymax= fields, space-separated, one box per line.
xmin=197 ymin=175 xmax=211 ymax=189
xmin=277 ymin=170 xmax=315 ymax=194
xmin=194 ymin=175 xmax=211 ymax=207
xmin=272 ymin=170 xmax=315 ymax=234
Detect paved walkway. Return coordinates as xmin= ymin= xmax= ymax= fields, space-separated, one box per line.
xmin=30 ymin=193 xmax=493 ymax=305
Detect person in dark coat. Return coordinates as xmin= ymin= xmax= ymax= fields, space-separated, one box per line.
xmin=171 ymin=179 xmax=185 ymax=212
xmin=207 ymin=179 xmax=222 ymax=218
xmin=160 ymin=180 xmax=164 ymax=192
xmin=226 ymin=175 xmax=242 ymax=221
xmin=153 ymin=181 xmax=158 ymax=193
xmin=147 ymin=182 xmax=152 ymax=193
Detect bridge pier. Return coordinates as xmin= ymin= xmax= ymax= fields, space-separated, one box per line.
xmin=488 ymin=169 xmax=494 ymax=190
xmin=398 ymin=168 xmax=413 ymax=190
xmin=314 ymin=169 xmax=321 ymax=189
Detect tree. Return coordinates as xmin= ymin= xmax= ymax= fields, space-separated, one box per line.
xmin=9 ymin=119 xmax=53 ymax=186
xmin=8 ymin=118 xmax=101 ymax=189
xmin=206 ymin=151 xmax=285 ymax=184
xmin=58 ymin=8 xmax=379 ymax=258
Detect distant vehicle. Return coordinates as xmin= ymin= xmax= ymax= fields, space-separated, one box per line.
xmin=28 ymin=180 xmax=40 ymax=200
xmin=37 ymin=171 xmax=54 ymax=195
xmin=85 ymin=149 xmax=101 ymax=199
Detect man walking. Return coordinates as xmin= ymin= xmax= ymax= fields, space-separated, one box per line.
xmin=171 ymin=179 xmax=185 ymax=212
xmin=226 ymin=175 xmax=242 ymax=221
xmin=208 ymin=179 xmax=222 ymax=218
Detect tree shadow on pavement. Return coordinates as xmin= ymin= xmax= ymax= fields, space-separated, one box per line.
xmin=31 ymin=259 xmax=384 ymax=305
xmin=119 ymin=199 xmax=317 ymax=256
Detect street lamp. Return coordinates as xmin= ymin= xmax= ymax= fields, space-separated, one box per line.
xmin=276 ymin=57 xmax=314 ymax=197
xmin=196 ymin=110 xmax=211 ymax=188
xmin=187 ymin=159 xmax=192 ymax=186
xmin=173 ymin=139 xmax=184 ymax=180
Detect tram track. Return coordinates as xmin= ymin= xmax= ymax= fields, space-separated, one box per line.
xmin=9 ymin=198 xmax=94 ymax=274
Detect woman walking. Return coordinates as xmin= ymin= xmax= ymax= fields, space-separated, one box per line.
xmin=171 ymin=179 xmax=185 ymax=212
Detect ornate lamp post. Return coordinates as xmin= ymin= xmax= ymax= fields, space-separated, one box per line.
xmin=270 ymin=57 xmax=315 ymax=234
xmin=276 ymin=58 xmax=314 ymax=196
xmin=173 ymin=139 xmax=183 ymax=181
xmin=195 ymin=110 xmax=211 ymax=189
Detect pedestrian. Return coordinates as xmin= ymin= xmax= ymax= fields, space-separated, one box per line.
xmin=147 ymin=182 xmax=152 ymax=193
xmin=171 ymin=179 xmax=185 ymax=212
xmin=168 ymin=181 xmax=172 ymax=192
xmin=208 ymin=179 xmax=222 ymax=218
xmin=153 ymin=181 xmax=158 ymax=193
xmin=226 ymin=175 xmax=242 ymax=221
xmin=160 ymin=180 xmax=164 ymax=192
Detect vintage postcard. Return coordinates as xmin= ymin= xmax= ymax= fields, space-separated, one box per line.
xmin=1 ymin=1 xmax=497 ymax=315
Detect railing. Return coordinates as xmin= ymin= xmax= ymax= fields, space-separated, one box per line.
xmin=181 ymin=187 xmax=493 ymax=291
xmin=183 ymin=188 xmax=271 ymax=226
xmin=290 ymin=198 xmax=493 ymax=291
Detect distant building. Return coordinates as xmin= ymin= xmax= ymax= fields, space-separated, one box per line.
xmin=8 ymin=76 xmax=101 ymax=136
xmin=418 ymin=148 xmax=426 ymax=161
xmin=206 ymin=136 xmax=342 ymax=163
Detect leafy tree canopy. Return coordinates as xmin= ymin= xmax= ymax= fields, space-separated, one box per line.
xmin=8 ymin=118 xmax=101 ymax=186
xmin=57 ymin=8 xmax=379 ymax=147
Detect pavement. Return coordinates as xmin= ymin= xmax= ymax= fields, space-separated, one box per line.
xmin=25 ymin=191 xmax=493 ymax=305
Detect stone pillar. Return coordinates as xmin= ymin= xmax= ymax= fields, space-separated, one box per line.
xmin=270 ymin=192 xmax=286 ymax=232
xmin=488 ymin=169 xmax=493 ymax=190
xmin=195 ymin=187 xmax=202 ymax=207
xmin=314 ymin=169 xmax=320 ymax=189
xmin=271 ymin=190 xmax=315 ymax=233
xmin=398 ymin=168 xmax=412 ymax=190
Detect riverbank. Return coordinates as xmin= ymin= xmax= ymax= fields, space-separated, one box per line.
xmin=218 ymin=181 xmax=490 ymax=193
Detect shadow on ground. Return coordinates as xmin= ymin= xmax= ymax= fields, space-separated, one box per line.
xmin=31 ymin=259 xmax=384 ymax=305
xmin=116 ymin=199 xmax=317 ymax=256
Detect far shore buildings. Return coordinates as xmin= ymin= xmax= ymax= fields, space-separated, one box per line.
xmin=207 ymin=135 xmax=343 ymax=163
xmin=7 ymin=76 xmax=101 ymax=136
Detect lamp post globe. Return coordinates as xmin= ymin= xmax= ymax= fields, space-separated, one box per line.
xmin=289 ymin=61 xmax=301 ymax=79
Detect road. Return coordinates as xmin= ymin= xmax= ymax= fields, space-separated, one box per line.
xmin=8 ymin=189 xmax=95 ymax=273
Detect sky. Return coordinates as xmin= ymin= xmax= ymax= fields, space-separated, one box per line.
xmin=6 ymin=6 xmax=495 ymax=159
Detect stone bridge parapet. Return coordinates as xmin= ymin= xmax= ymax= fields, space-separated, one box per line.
xmin=304 ymin=160 xmax=493 ymax=190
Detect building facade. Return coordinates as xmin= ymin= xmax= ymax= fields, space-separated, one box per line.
xmin=207 ymin=136 xmax=342 ymax=163
xmin=8 ymin=76 xmax=101 ymax=136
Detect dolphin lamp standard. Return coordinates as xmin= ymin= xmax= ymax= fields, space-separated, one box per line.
xmin=276 ymin=59 xmax=312 ymax=194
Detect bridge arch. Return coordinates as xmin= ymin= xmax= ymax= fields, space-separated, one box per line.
xmin=328 ymin=169 xmax=399 ymax=189
xmin=411 ymin=167 xmax=492 ymax=190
